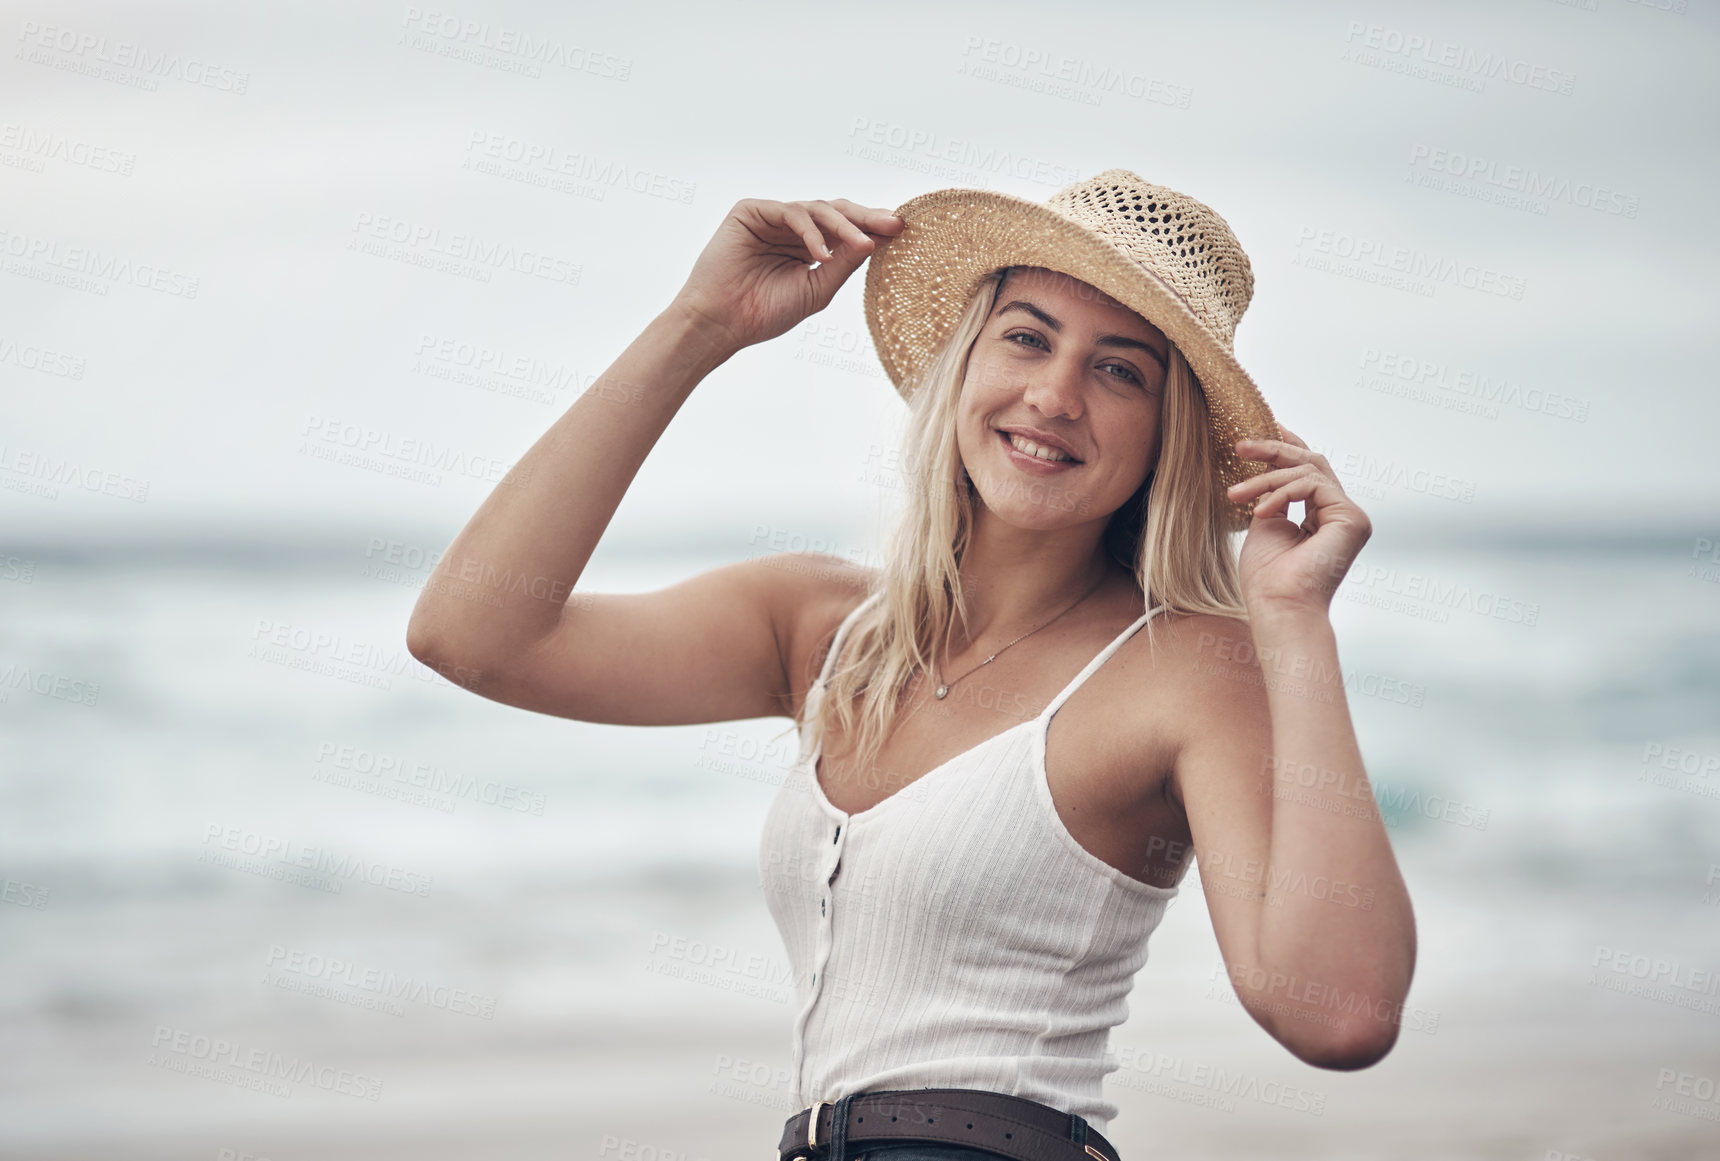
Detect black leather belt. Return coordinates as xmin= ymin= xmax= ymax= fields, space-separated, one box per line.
xmin=778 ymin=1088 xmax=1121 ymax=1161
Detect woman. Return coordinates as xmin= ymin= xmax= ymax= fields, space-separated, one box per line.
xmin=406 ymin=169 xmax=1416 ymax=1161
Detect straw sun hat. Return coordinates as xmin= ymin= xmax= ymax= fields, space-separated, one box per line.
xmin=862 ymin=168 xmax=1281 ymax=532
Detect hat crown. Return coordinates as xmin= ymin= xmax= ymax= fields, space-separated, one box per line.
xmin=1044 ymin=168 xmax=1254 ymax=346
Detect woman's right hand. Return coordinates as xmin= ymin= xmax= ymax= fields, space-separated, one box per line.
xmin=668 ymin=198 xmax=905 ymax=354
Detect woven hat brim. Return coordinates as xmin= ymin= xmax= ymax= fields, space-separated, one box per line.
xmin=862 ymin=185 xmax=1281 ymax=531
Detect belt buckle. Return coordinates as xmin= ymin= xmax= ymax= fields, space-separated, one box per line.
xmin=1084 ymin=1148 xmax=1107 ymax=1161
xmin=807 ymin=1100 xmax=832 ymax=1155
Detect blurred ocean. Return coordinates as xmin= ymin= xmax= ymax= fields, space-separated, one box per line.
xmin=2 ymin=524 xmax=1718 ymax=1160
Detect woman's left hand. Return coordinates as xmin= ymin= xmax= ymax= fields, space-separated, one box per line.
xmin=1227 ymin=425 xmax=1372 ymax=621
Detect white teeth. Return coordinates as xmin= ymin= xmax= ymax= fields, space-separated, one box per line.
xmin=1006 ymin=433 xmax=1074 ymax=463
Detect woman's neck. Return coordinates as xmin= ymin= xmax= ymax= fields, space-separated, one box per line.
xmin=945 ymin=520 xmax=1137 ymax=653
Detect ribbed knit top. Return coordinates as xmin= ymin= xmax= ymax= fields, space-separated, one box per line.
xmin=757 ymin=590 xmax=1179 ymax=1135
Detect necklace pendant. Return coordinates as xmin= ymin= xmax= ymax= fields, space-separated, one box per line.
xmin=935 ymin=684 xmax=949 ymax=699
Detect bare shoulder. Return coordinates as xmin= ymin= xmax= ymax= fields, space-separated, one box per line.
xmin=1137 ymin=610 xmax=1260 ymax=674
xmin=1137 ymin=607 xmax=1270 ymax=728
xmin=756 ymin=552 xmax=880 ymax=722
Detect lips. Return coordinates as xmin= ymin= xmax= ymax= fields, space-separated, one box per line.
xmin=995 ymin=427 xmax=1082 ymax=464
xmin=995 ymin=429 xmax=1083 ymax=474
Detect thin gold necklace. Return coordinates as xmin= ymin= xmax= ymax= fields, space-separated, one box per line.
xmin=929 ymin=571 xmax=1110 ymax=701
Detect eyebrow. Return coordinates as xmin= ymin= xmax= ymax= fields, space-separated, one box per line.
xmin=996 ymin=300 xmax=1168 ymax=369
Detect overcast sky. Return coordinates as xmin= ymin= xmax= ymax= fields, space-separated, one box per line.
xmin=3 ymin=0 xmax=1715 ymax=555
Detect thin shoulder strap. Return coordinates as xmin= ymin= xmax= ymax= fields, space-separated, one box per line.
xmin=815 ymin=589 xmax=884 ymax=690
xmin=801 ymin=590 xmax=882 ymax=748
xmin=1039 ymin=605 xmax=1167 ymax=721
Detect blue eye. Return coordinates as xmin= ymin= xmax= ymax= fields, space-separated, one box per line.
xmin=1003 ymin=331 xmax=1144 ymax=386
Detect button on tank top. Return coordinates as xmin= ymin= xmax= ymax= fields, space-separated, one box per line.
xmin=757 ymin=590 xmax=1179 ymax=1136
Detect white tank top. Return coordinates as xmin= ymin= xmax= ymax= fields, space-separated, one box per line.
xmin=757 ymin=589 xmax=1179 ymax=1135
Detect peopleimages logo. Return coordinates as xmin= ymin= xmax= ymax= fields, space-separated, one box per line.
xmin=398 ymin=7 xmax=633 ymax=80
xmin=264 ymin=944 xmax=497 ymax=1019
xmin=0 ymin=123 xmax=136 ymax=176
xmin=198 ymin=823 xmax=434 ymax=896
xmin=0 ymin=333 xmax=86 ymax=379
xmin=1294 ymin=226 xmax=1526 ymax=300
xmin=312 ymin=741 xmax=547 ymax=815
xmin=1653 ymin=1068 xmax=1720 ymax=1124
xmin=462 ymin=130 xmax=695 ymax=203
xmin=845 ymin=116 xmax=1082 ymax=188
xmin=1340 ymin=22 xmax=1576 ymax=95
xmin=1357 ymin=347 xmax=1589 ymax=423
xmin=1335 ymin=563 xmax=1540 ymax=627
xmin=955 ymin=35 xmax=1194 ymax=108
xmin=1112 ymin=1046 xmax=1328 ymax=1115
xmin=347 ymin=211 xmax=582 ymax=286
xmin=1594 ymin=947 xmax=1719 ymax=992
xmin=148 ymin=1026 xmax=381 ymax=1100
xmin=15 ymin=20 xmax=251 ymax=93
xmin=0 ymin=226 xmax=199 ymax=298
xmin=1407 ymin=144 xmax=1638 ymax=218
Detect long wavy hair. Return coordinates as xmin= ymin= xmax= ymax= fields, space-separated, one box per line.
xmin=805 ymin=265 xmax=1248 ymax=783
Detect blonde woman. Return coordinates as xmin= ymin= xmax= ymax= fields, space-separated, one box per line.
xmin=407 ymin=170 xmax=1416 ymax=1161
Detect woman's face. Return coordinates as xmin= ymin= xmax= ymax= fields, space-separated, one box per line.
xmin=956 ymin=266 xmax=1169 ymax=532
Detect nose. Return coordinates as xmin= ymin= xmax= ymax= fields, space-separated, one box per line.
xmin=1019 ymin=350 xmax=1086 ymax=420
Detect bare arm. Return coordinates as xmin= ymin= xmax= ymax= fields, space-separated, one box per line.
xmin=404 ymin=196 xmax=904 ymax=722
xmin=404 ymin=305 xmax=737 ymax=672
xmin=1169 ymin=613 xmax=1415 ymax=1070
xmin=1169 ymin=427 xmax=1416 ymax=1069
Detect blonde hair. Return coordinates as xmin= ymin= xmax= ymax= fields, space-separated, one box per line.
xmin=806 ymin=265 xmax=1248 ymax=783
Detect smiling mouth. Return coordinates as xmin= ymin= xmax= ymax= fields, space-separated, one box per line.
xmin=996 ymin=429 xmax=1081 ymax=465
